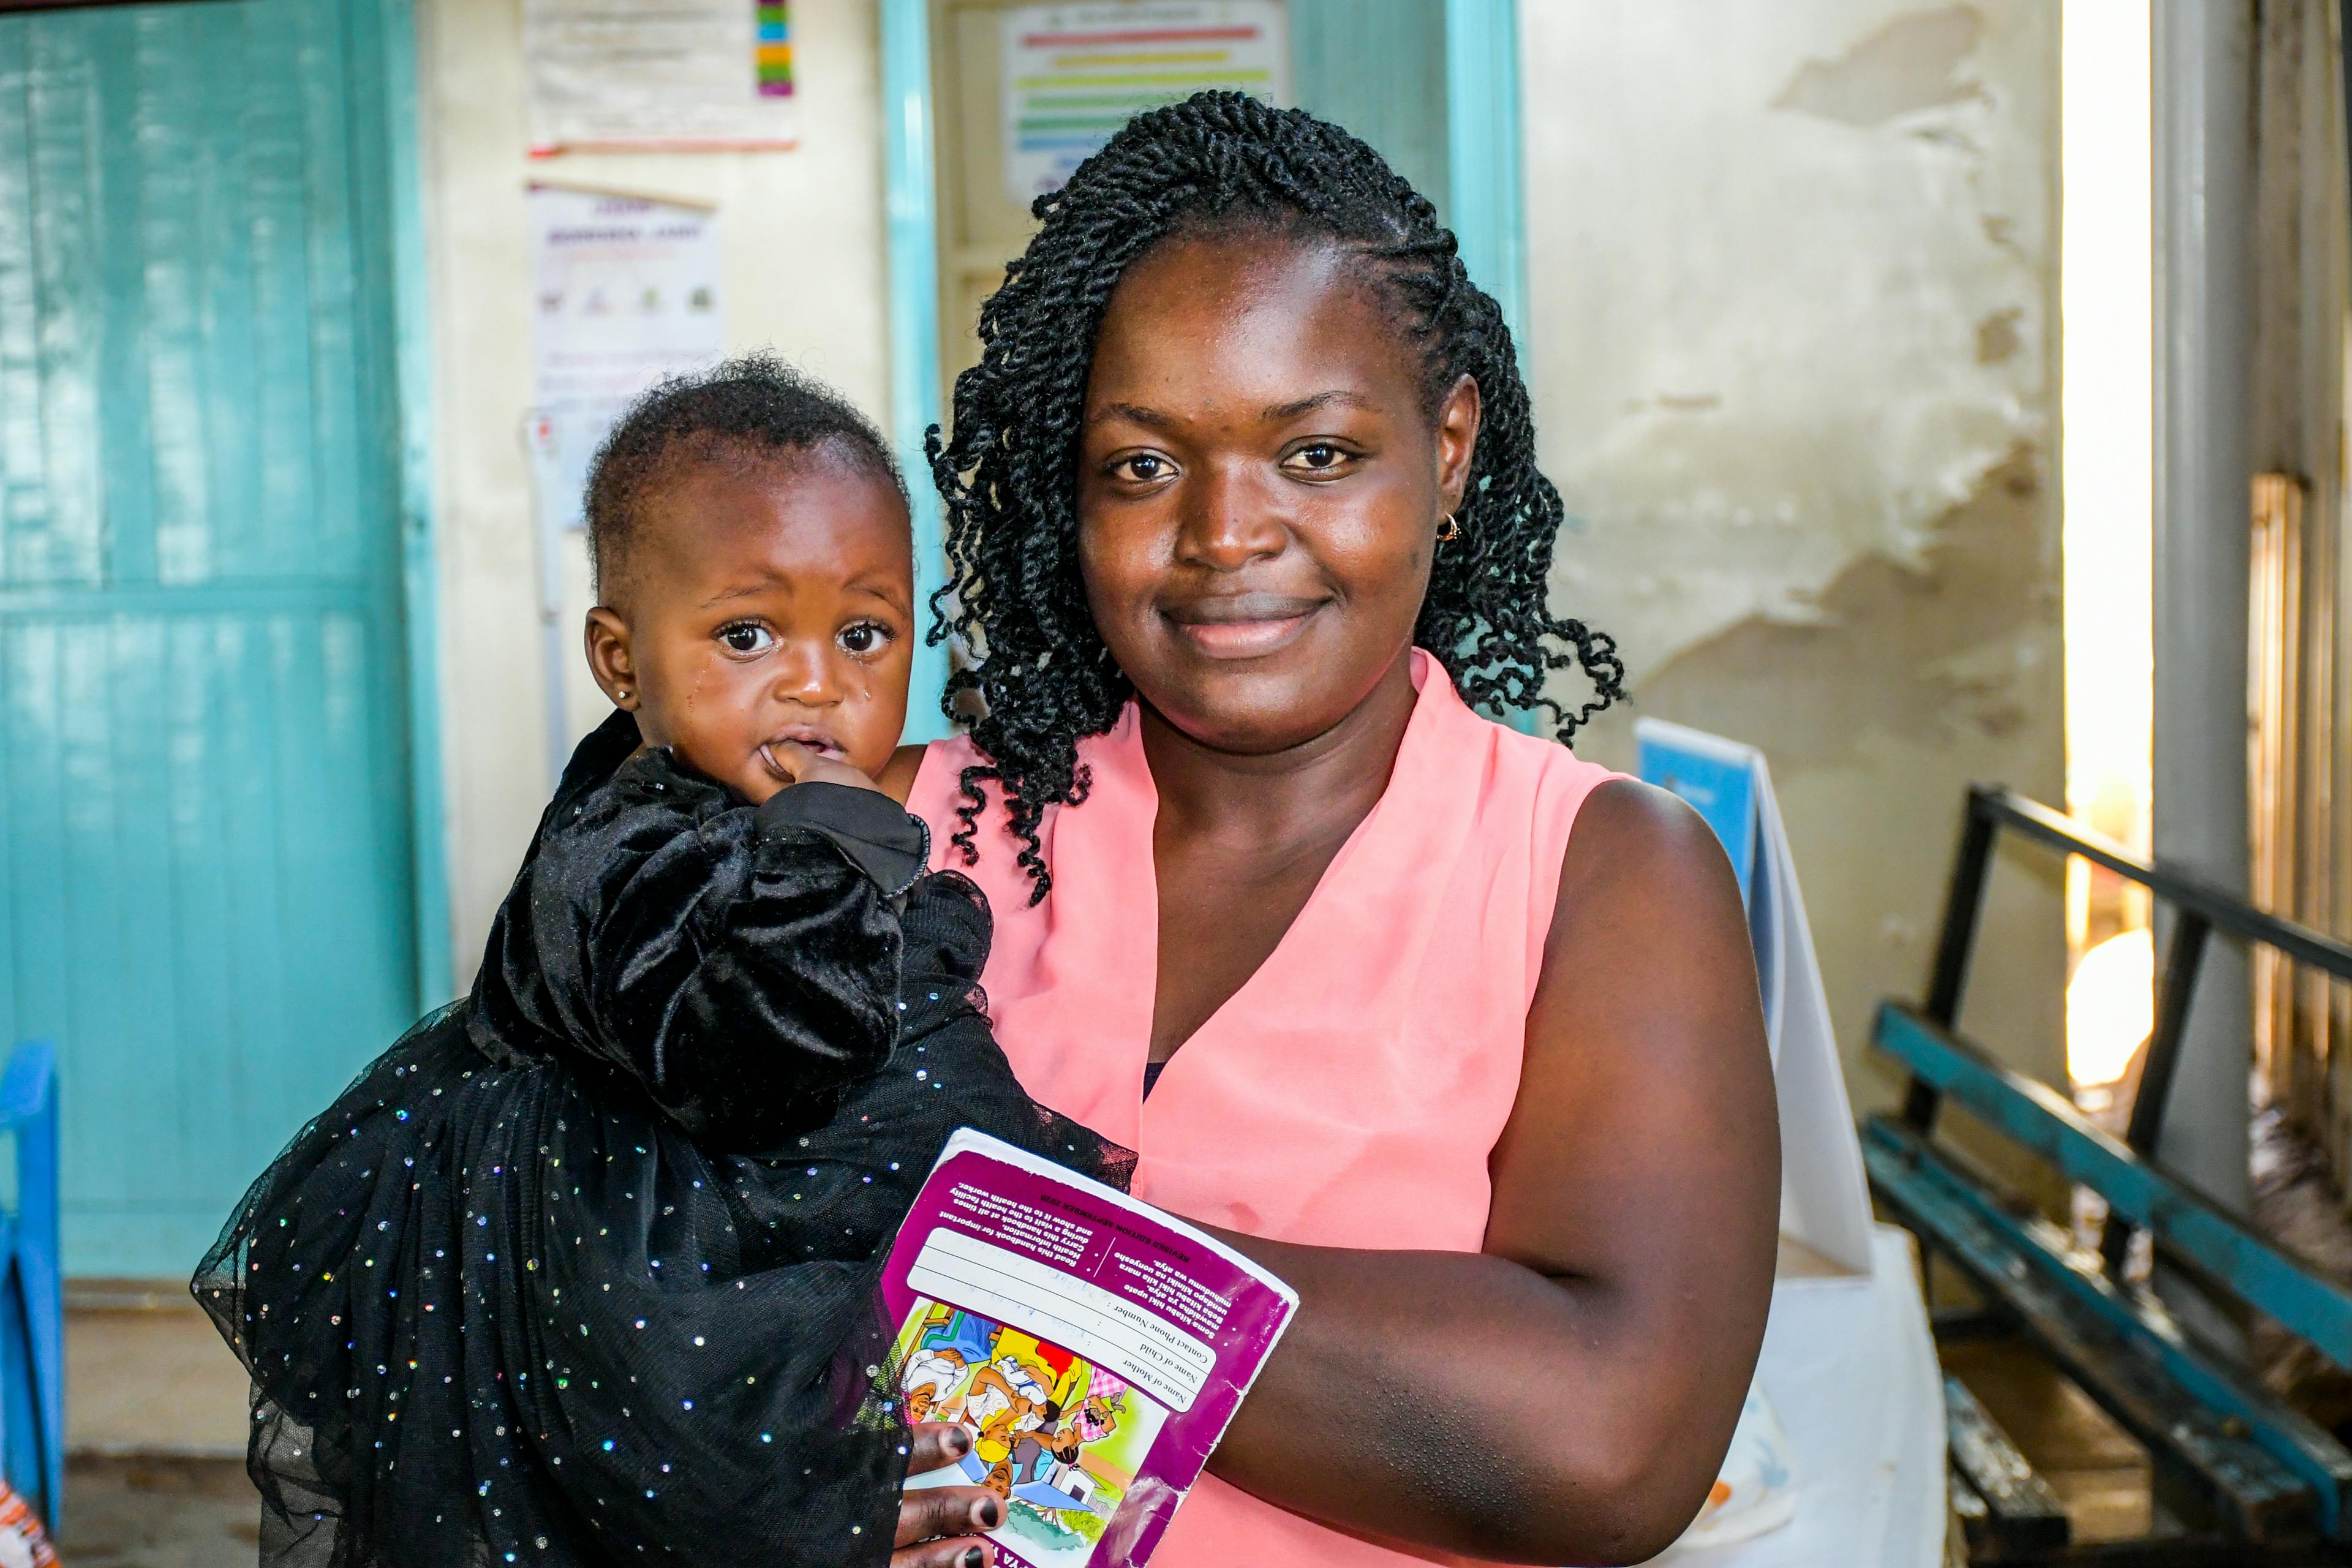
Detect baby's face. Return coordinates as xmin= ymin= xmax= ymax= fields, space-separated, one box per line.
xmin=590 ymin=448 xmax=913 ymax=801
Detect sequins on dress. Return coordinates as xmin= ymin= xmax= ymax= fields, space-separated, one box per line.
xmin=195 ymin=712 xmax=1133 ymax=1568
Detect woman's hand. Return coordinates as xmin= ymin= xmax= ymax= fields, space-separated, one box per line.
xmin=892 ymin=1423 xmax=1002 ymax=1568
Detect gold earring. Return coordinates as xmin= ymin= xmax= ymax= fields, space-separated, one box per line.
xmin=1437 ymin=512 xmax=1461 ymax=544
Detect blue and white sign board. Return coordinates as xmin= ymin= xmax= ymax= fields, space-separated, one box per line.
xmin=1642 ymin=723 xmax=1943 ymax=1568
xmin=1636 ymin=718 xmax=1875 ymax=1278
xmin=1639 ymin=727 xmax=1760 ymax=909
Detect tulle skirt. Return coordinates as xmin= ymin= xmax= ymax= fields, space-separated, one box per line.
xmin=196 ymin=973 xmax=1129 ymax=1566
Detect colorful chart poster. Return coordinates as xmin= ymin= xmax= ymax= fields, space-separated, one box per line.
xmin=756 ymin=1 xmax=793 ymax=97
xmin=999 ymin=1 xmax=1290 ymax=203
xmin=525 ymin=0 xmax=798 ymax=154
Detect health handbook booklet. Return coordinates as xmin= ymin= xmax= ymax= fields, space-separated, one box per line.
xmin=885 ymin=1128 xmax=1298 ymax=1568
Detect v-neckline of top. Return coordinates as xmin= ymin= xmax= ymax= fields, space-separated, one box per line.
xmin=1114 ymin=652 xmax=1450 ymax=1100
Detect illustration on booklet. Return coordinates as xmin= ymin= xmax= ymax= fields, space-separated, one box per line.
xmin=895 ymin=1297 xmax=1169 ymax=1564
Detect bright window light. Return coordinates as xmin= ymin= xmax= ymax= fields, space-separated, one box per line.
xmin=2060 ymin=0 xmax=2156 ymax=1088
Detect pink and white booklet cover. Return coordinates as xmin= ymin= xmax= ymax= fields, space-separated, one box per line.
xmin=884 ymin=1128 xmax=1298 ymax=1568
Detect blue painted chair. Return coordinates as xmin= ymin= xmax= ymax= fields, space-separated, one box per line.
xmin=0 ymin=1041 xmax=62 ymax=1534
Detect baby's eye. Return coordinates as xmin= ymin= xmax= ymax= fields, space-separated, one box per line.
xmin=717 ymin=622 xmax=773 ymax=655
xmin=838 ymin=620 xmax=894 ymax=657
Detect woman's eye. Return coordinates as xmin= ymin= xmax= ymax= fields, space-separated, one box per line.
xmin=1286 ymin=442 xmax=1350 ymax=473
xmin=717 ymin=622 xmax=772 ymax=655
xmin=838 ymin=621 xmax=894 ymax=657
xmin=1114 ymin=453 xmax=1172 ymax=483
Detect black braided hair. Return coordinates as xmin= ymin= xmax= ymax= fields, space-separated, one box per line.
xmin=930 ymin=91 xmax=1624 ymax=901
xmin=586 ymin=350 xmax=906 ymax=603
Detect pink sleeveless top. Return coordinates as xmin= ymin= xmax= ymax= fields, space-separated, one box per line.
xmin=907 ymin=652 xmax=1624 ymax=1568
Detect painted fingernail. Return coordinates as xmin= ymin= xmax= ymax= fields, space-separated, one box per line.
xmin=963 ymin=1549 xmax=985 ymax=1568
xmin=978 ymin=1497 xmax=1003 ymax=1529
xmin=946 ymin=1426 xmax=971 ymax=1455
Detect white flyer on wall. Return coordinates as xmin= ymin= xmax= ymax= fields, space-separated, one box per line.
xmin=1000 ymin=1 xmax=1289 ymax=203
xmin=526 ymin=0 xmax=799 ymax=154
xmin=527 ymin=185 xmax=723 ymax=780
xmin=529 ymin=186 xmax=723 ymax=535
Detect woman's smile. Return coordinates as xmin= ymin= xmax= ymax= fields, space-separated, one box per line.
xmin=1161 ymin=590 xmax=1327 ymax=658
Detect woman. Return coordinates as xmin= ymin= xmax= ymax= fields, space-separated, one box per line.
xmin=883 ymin=94 xmax=1778 ymax=1567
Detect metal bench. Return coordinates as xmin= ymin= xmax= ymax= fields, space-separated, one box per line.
xmin=1868 ymin=786 xmax=2352 ymax=1565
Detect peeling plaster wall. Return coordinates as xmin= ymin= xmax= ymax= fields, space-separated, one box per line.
xmin=1522 ymin=2 xmax=2068 ymax=1101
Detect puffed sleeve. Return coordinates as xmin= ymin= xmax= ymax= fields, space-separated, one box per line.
xmin=527 ymin=764 xmax=927 ymax=1152
xmin=756 ymin=782 xmax=932 ymax=897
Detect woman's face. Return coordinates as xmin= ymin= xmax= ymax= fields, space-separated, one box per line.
xmin=1076 ymin=231 xmax=1479 ymax=754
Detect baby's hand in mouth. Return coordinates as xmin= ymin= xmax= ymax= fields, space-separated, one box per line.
xmin=761 ymin=739 xmax=884 ymax=795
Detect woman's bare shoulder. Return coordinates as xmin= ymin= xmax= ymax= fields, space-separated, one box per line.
xmin=1525 ymin=769 xmax=1763 ymax=1094
xmin=1555 ymin=775 xmax=1738 ymax=917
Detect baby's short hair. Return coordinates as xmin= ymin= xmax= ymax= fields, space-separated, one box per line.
xmin=584 ymin=352 xmax=907 ymax=601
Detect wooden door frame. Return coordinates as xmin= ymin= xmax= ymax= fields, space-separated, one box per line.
xmin=0 ymin=2 xmax=215 ymax=12
xmin=373 ymin=0 xmax=453 ymax=1006
xmin=881 ymin=0 xmax=952 ymax=742
xmin=878 ymin=0 xmax=1528 ymax=736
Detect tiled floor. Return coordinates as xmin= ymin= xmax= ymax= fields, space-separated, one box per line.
xmin=67 ymin=1294 xmax=251 ymax=1458
xmin=63 ymin=1289 xmax=258 ymax=1566
xmin=59 ymin=1458 xmax=257 ymax=1568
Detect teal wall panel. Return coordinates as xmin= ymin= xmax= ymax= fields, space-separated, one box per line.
xmin=0 ymin=1 xmax=422 ymax=1276
xmin=1443 ymin=0 xmax=1525 ymax=342
xmin=1292 ymin=0 xmax=1528 ymax=337
xmin=361 ymin=0 xmax=453 ymax=1009
xmin=1290 ymin=0 xmax=1451 ymax=219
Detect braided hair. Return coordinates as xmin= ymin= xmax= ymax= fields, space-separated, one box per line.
xmin=931 ymin=91 xmax=1624 ymax=900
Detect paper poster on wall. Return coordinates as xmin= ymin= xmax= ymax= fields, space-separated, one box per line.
xmin=999 ymin=1 xmax=1289 ymax=203
xmin=529 ymin=186 xmax=724 ymax=532
xmin=526 ymin=0 xmax=798 ymax=154
xmin=529 ymin=185 xmax=724 ymax=777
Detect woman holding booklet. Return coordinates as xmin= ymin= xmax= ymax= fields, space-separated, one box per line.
xmin=885 ymin=94 xmax=1780 ymax=1568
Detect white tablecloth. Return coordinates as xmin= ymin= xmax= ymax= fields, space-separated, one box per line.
xmin=1659 ymin=1224 xmax=1947 ymax=1567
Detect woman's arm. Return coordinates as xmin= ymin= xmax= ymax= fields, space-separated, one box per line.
xmin=1200 ymin=779 xmax=1781 ymax=1564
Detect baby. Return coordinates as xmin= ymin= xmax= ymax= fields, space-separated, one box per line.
xmin=195 ymin=356 xmax=1130 ymax=1568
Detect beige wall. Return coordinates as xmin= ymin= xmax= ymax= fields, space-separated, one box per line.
xmin=409 ymin=0 xmax=2070 ymax=1097
xmin=412 ymin=0 xmax=893 ymax=981
xmin=1521 ymin=1 xmax=2070 ymax=1101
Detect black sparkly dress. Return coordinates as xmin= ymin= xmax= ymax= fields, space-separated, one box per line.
xmin=194 ymin=712 xmax=1133 ymax=1568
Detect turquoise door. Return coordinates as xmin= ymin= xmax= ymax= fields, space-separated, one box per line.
xmin=0 ymin=1 xmax=431 ymax=1276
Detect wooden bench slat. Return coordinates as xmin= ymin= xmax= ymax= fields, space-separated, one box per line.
xmin=1864 ymin=1117 xmax=2327 ymax=1542
xmin=1876 ymin=1002 xmax=2352 ymax=1371
xmin=1945 ymin=1374 xmax=2071 ymax=1553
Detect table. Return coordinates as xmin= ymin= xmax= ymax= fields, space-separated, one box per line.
xmin=1659 ymin=1224 xmax=1947 ymax=1567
